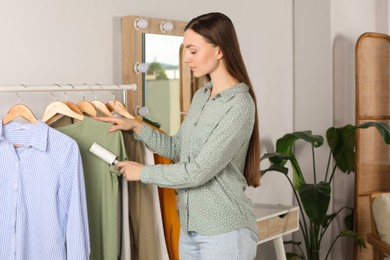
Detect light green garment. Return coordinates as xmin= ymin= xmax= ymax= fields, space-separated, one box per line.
xmin=135 ymin=82 xmax=258 ymax=236
xmin=53 ymin=116 xmax=127 ymax=260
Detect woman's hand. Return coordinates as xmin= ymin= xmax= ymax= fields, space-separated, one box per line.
xmin=94 ymin=116 xmax=143 ymax=134
xmin=115 ymin=160 xmax=143 ymax=181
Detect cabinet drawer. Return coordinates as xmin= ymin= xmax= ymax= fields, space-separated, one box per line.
xmin=257 ymin=207 xmax=299 ymax=241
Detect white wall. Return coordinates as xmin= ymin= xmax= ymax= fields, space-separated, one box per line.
xmin=0 ymin=0 xmax=294 ymax=259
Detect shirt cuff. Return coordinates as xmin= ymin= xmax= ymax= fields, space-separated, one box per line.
xmin=133 ymin=124 xmax=152 ymax=142
xmin=140 ymin=165 xmax=152 ymax=184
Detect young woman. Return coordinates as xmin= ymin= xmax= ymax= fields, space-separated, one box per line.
xmin=96 ymin=12 xmax=260 ymax=260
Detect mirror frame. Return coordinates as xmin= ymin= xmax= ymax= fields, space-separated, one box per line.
xmin=121 ymin=15 xmax=190 ymax=115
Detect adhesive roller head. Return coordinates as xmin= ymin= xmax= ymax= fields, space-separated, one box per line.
xmin=89 ymin=142 xmax=119 ymax=165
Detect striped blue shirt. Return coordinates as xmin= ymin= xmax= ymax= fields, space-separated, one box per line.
xmin=0 ymin=120 xmax=90 ymax=260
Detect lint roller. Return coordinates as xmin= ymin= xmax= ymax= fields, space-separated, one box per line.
xmin=89 ymin=142 xmax=119 ymax=165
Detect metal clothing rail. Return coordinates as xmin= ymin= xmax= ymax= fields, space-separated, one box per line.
xmin=0 ymin=84 xmax=137 ymax=92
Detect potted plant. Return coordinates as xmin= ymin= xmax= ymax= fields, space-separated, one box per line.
xmin=260 ymin=122 xmax=390 ymax=260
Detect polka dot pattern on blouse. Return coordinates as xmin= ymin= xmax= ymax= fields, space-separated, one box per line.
xmin=135 ymin=82 xmax=258 ymax=236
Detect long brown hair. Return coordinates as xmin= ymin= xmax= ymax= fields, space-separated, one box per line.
xmin=185 ymin=12 xmax=260 ymax=187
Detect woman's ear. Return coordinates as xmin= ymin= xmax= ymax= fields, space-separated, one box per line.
xmin=215 ymin=46 xmax=224 ymax=60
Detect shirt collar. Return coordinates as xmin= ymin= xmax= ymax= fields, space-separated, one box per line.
xmin=0 ymin=120 xmax=49 ymax=151
xmin=204 ymin=81 xmax=249 ymax=101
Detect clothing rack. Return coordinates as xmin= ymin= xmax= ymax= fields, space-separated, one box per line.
xmin=0 ymin=84 xmax=136 ymax=92
xmin=0 ymin=84 xmax=136 ymax=107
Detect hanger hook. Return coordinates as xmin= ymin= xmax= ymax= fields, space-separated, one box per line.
xmin=84 ymin=83 xmax=96 ymax=100
xmin=54 ymin=83 xmax=68 ymax=102
xmin=63 ymin=91 xmax=68 ymax=101
xmin=67 ymin=83 xmax=75 ymax=90
xmin=16 ymin=84 xmax=27 ymax=103
xmin=111 ymin=84 xmax=121 ymax=101
xmin=67 ymin=83 xmax=79 ymax=101
xmin=16 ymin=92 xmax=21 ymax=103
xmin=80 ymin=91 xmax=85 ymax=101
xmin=115 ymin=84 xmax=121 ymax=95
xmin=95 ymin=83 xmax=103 ymax=100
xmin=111 ymin=90 xmax=116 ymax=102
xmin=49 ymin=91 xmax=56 ymax=101
xmin=54 ymin=84 xmax=68 ymax=102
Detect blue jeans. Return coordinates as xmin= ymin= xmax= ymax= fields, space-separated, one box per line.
xmin=179 ymin=228 xmax=258 ymax=260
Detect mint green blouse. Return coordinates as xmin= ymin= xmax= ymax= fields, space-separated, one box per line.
xmin=135 ymin=82 xmax=258 ymax=236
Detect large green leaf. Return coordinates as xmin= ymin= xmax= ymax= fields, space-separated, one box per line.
xmin=272 ymin=131 xmax=324 ymax=189
xmin=339 ymin=230 xmax=366 ymax=249
xmin=299 ymin=182 xmax=331 ymax=225
xmin=275 ymin=131 xmax=324 ymax=155
xmin=326 ymin=124 xmax=356 ymax=173
xmin=261 ymin=152 xmax=292 ymax=163
xmin=321 ymin=212 xmax=337 ymax=228
xmin=260 ymin=162 xmax=289 ymax=176
xmin=344 ymin=211 xmax=354 ymax=230
xmin=327 ymin=122 xmax=390 ymax=173
xmin=357 ymin=122 xmax=390 ymax=144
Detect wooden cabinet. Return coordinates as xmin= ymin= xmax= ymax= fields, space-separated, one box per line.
xmin=355 ymin=32 xmax=390 ymax=260
xmin=254 ymin=203 xmax=299 ymax=260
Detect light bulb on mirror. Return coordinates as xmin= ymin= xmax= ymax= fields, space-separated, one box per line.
xmin=133 ymin=62 xmax=148 ymax=74
xmin=160 ymin=21 xmax=174 ymax=33
xmin=133 ymin=18 xmax=149 ymax=30
xmin=134 ymin=106 xmax=149 ymax=117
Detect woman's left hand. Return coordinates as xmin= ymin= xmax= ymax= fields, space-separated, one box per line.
xmin=115 ymin=160 xmax=144 ymax=181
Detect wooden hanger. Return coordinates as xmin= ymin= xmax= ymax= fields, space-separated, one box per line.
xmin=77 ymin=101 xmax=97 ymax=117
xmin=54 ymin=88 xmax=83 ymax=115
xmin=44 ymin=101 xmax=83 ymax=124
xmin=86 ymin=87 xmax=114 ymax=117
xmin=106 ymin=100 xmax=135 ymax=119
xmin=41 ymin=101 xmax=84 ymax=124
xmin=91 ymin=100 xmax=114 ymax=117
xmin=106 ymin=98 xmax=163 ymax=133
xmin=2 ymin=103 xmax=38 ymax=125
xmin=65 ymin=101 xmax=83 ymax=114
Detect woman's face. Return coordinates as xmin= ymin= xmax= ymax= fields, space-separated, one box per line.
xmin=183 ymin=29 xmax=222 ymax=78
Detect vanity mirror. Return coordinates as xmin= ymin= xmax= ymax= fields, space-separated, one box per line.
xmin=122 ymin=15 xmax=200 ymax=135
